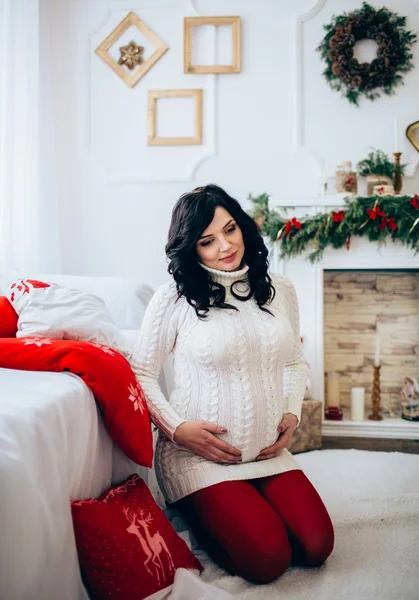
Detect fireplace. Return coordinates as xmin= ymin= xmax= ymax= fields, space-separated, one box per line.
xmin=323 ymin=270 xmax=419 ymax=416
xmin=271 ymin=233 xmax=419 ymax=439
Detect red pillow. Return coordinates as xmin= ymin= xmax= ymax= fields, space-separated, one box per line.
xmin=71 ymin=475 xmax=202 ymax=600
xmin=0 ymin=296 xmax=18 ymax=337
xmin=0 ymin=338 xmax=152 ymax=466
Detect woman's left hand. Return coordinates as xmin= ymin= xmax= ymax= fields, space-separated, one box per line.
xmin=256 ymin=413 xmax=298 ymax=461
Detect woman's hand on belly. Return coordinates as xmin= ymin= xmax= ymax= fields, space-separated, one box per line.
xmin=255 ymin=413 xmax=298 ymax=461
xmin=173 ymin=421 xmax=242 ymax=464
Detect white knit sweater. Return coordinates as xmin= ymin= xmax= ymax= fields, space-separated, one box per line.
xmin=131 ymin=264 xmax=308 ymax=503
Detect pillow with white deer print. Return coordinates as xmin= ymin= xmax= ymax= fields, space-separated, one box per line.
xmin=5 ymin=278 xmax=130 ymax=358
xmin=71 ymin=474 xmax=202 ymax=600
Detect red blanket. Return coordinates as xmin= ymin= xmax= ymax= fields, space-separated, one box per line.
xmin=0 ymin=338 xmax=153 ymax=467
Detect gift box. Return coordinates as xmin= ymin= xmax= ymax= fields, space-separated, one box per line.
xmin=366 ymin=174 xmax=391 ymax=195
xmin=288 ymin=399 xmax=322 ymax=454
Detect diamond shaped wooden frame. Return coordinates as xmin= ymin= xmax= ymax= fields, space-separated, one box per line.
xmin=147 ymin=89 xmax=203 ymax=146
xmin=95 ymin=11 xmax=169 ymax=88
xmin=184 ymin=16 xmax=241 ymax=74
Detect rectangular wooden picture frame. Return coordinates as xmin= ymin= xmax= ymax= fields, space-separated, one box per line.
xmin=184 ymin=16 xmax=241 ymax=74
xmin=147 ymin=89 xmax=203 ymax=146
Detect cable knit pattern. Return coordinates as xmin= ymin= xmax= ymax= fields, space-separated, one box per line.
xmin=131 ymin=266 xmax=308 ymax=503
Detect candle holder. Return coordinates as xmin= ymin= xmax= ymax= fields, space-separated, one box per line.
xmin=393 ymin=152 xmax=403 ymax=194
xmin=369 ymin=365 xmax=383 ymax=421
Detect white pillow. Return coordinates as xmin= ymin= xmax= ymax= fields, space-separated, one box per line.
xmin=6 ymin=278 xmax=130 ymax=358
xmin=0 ymin=271 xmax=154 ymax=330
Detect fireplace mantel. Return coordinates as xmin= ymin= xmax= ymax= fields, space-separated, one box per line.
xmin=269 ymin=210 xmax=419 ymax=439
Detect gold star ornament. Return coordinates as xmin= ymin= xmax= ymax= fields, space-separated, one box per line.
xmin=118 ymin=41 xmax=145 ymax=70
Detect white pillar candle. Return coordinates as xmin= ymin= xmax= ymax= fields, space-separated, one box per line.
xmin=327 ymin=372 xmax=340 ymax=407
xmin=394 ymin=117 xmax=400 ymax=152
xmin=351 ymin=387 xmax=365 ymax=421
xmin=374 ymin=325 xmax=381 ymax=367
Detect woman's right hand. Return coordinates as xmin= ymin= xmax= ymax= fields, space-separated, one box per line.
xmin=173 ymin=421 xmax=242 ymax=464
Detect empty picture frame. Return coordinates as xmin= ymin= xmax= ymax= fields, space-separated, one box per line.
xmin=147 ymin=89 xmax=203 ymax=146
xmin=184 ymin=16 xmax=241 ymax=74
xmin=95 ymin=11 xmax=169 ymax=88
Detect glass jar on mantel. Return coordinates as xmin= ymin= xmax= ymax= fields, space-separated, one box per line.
xmin=335 ymin=161 xmax=358 ymax=194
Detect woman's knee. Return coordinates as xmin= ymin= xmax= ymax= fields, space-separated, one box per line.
xmin=236 ymin=536 xmax=292 ymax=584
xmin=302 ymin=527 xmax=335 ymax=566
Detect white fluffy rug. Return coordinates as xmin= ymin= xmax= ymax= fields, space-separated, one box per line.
xmin=166 ymin=450 xmax=419 ymax=600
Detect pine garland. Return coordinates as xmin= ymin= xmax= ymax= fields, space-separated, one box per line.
xmin=249 ymin=193 xmax=419 ymax=263
xmin=317 ymin=2 xmax=417 ymax=105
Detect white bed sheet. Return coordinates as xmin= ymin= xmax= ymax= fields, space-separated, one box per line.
xmin=0 ymin=367 xmax=146 ymax=600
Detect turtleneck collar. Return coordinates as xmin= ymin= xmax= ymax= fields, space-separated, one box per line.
xmin=199 ymin=262 xmax=249 ymax=288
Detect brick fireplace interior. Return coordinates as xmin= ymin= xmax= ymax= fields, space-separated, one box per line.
xmin=323 ymin=270 xmax=419 ymax=415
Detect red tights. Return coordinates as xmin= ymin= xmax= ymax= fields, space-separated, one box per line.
xmin=174 ymin=470 xmax=334 ymax=584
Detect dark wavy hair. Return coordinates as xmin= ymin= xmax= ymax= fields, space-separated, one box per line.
xmin=165 ymin=184 xmax=275 ymax=319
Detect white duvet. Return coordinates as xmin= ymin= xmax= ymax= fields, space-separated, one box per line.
xmin=0 ymin=367 xmax=146 ymax=600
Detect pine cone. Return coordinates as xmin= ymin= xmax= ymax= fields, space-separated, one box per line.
xmin=337 ymin=34 xmax=355 ymax=48
xmin=376 ymin=73 xmax=387 ymax=86
xmin=351 ymin=75 xmax=363 ymax=86
xmin=371 ymin=57 xmax=385 ymax=72
xmin=361 ymin=61 xmax=372 ymax=71
xmin=377 ymin=32 xmax=389 ymax=44
xmin=348 ymin=57 xmax=360 ymax=71
xmin=332 ymin=62 xmax=343 ymax=76
xmin=366 ymin=26 xmax=378 ymax=38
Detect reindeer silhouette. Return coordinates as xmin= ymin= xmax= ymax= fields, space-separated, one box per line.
xmin=136 ymin=509 xmax=175 ymax=577
xmin=123 ymin=507 xmax=158 ymax=577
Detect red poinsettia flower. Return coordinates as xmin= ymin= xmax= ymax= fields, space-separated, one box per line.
xmin=410 ymin=194 xmax=419 ymax=209
xmin=367 ymin=205 xmax=387 ymax=220
xmin=332 ymin=210 xmax=345 ymax=223
xmin=388 ymin=217 xmax=397 ymax=231
xmin=284 ymin=217 xmax=302 ymax=236
xmin=378 ymin=217 xmax=397 ymax=231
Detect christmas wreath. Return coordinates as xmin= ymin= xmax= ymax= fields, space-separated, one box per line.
xmin=317 ymin=2 xmax=417 ymax=105
xmin=249 ymin=193 xmax=419 ymax=263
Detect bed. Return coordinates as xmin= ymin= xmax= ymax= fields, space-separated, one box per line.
xmin=0 ymin=274 xmax=162 ymax=600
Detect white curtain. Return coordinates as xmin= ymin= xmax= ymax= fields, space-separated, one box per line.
xmin=0 ymin=0 xmax=61 ymax=274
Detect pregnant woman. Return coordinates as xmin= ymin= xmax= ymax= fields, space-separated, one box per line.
xmin=131 ymin=184 xmax=334 ymax=584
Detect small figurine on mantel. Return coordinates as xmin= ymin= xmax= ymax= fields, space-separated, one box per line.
xmin=400 ymin=375 xmax=419 ymax=421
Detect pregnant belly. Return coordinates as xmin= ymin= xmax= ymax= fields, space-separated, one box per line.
xmin=213 ymin=419 xmax=281 ymax=463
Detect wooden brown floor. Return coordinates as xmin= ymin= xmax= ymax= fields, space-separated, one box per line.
xmin=322 ymin=436 xmax=419 ymax=454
